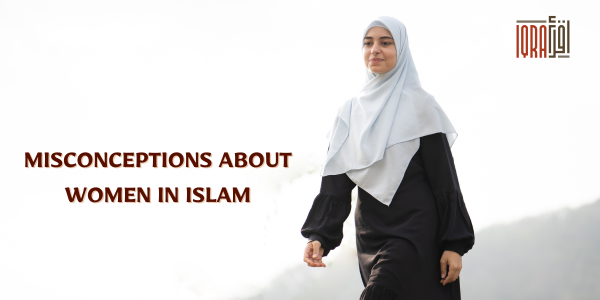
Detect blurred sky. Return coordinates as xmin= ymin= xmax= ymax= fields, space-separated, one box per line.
xmin=1 ymin=0 xmax=599 ymax=299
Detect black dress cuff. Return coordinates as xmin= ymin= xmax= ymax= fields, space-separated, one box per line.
xmin=434 ymin=189 xmax=475 ymax=256
xmin=301 ymin=193 xmax=352 ymax=257
xmin=443 ymin=239 xmax=472 ymax=256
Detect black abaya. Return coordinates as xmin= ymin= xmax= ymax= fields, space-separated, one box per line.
xmin=300 ymin=132 xmax=475 ymax=300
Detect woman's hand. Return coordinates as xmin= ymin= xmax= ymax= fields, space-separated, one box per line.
xmin=303 ymin=240 xmax=326 ymax=268
xmin=440 ymin=250 xmax=462 ymax=286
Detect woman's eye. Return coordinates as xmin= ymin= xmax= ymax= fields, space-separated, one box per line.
xmin=363 ymin=42 xmax=371 ymax=46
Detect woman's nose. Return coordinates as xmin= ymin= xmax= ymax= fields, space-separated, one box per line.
xmin=372 ymin=45 xmax=381 ymax=54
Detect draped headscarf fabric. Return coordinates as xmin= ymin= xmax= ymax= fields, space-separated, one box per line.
xmin=321 ymin=16 xmax=458 ymax=206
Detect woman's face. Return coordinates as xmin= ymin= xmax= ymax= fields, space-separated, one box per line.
xmin=363 ymin=26 xmax=397 ymax=74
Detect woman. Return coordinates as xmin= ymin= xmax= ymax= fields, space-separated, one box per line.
xmin=300 ymin=16 xmax=475 ymax=300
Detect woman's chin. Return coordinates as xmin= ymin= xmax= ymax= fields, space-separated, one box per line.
xmin=369 ymin=69 xmax=391 ymax=75
xmin=369 ymin=67 xmax=389 ymax=74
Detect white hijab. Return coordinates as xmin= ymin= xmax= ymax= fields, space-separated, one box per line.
xmin=321 ymin=16 xmax=457 ymax=206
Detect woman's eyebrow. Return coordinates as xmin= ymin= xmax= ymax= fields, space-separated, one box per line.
xmin=363 ymin=36 xmax=394 ymax=40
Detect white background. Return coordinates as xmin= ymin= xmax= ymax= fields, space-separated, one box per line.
xmin=1 ymin=0 xmax=599 ymax=299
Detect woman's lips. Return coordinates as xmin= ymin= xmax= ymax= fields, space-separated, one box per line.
xmin=371 ymin=59 xmax=383 ymax=63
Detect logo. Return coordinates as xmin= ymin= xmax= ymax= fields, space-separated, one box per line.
xmin=516 ymin=16 xmax=570 ymax=58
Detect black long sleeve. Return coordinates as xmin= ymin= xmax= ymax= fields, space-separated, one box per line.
xmin=420 ymin=132 xmax=475 ymax=256
xmin=300 ymin=173 xmax=356 ymax=257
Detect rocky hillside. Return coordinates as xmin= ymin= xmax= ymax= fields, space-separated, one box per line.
xmin=461 ymin=199 xmax=600 ymax=300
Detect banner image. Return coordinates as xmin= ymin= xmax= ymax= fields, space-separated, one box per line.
xmin=1 ymin=1 xmax=598 ymax=299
